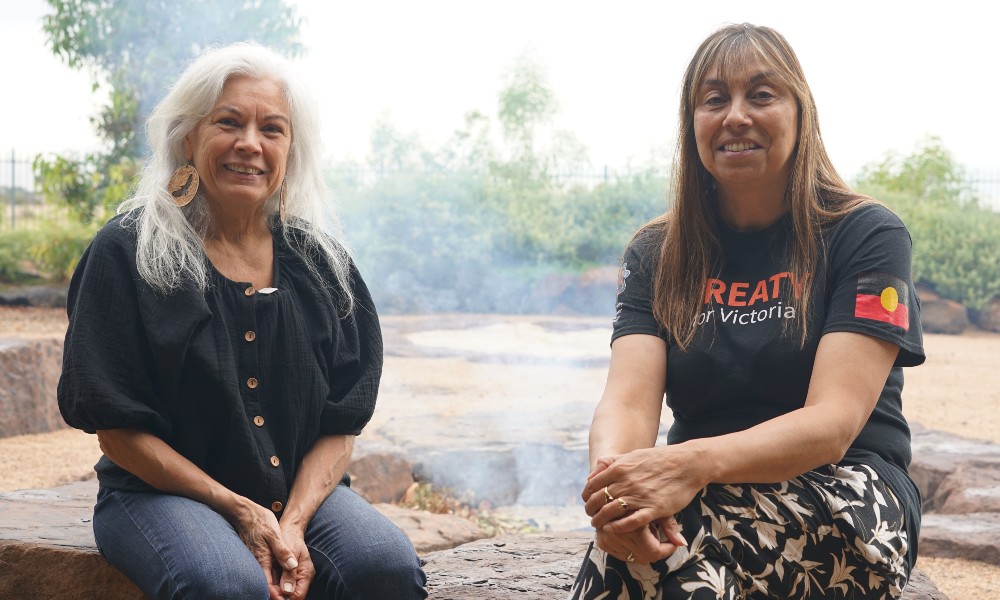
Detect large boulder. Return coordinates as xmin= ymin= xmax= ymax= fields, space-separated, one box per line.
xmin=0 ymin=285 xmax=68 ymax=308
xmin=349 ymin=448 xmax=415 ymax=503
xmin=931 ymin=460 xmax=1000 ymax=514
xmin=916 ymin=285 xmax=970 ymax=334
xmin=971 ymin=296 xmax=1000 ymax=332
xmin=376 ymin=504 xmax=487 ymax=552
xmin=0 ymin=338 xmax=65 ymax=438
xmin=0 ymin=479 xmax=486 ymax=599
xmin=909 ymin=425 xmax=1000 ymax=512
xmin=920 ymin=512 xmax=1000 ymax=566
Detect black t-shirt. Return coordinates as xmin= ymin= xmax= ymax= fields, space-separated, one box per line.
xmin=612 ymin=203 xmax=925 ymax=566
xmin=58 ymin=214 xmax=382 ymax=514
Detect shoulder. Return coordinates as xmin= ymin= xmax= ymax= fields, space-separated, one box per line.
xmin=76 ymin=212 xmax=141 ymax=274
xmin=825 ymin=201 xmax=910 ymax=252
xmin=90 ymin=213 xmax=139 ymax=251
xmin=832 ymin=201 xmax=907 ymax=235
xmin=627 ymin=220 xmax=667 ymax=261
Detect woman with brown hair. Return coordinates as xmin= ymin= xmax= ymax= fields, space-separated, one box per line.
xmin=570 ymin=23 xmax=924 ymax=599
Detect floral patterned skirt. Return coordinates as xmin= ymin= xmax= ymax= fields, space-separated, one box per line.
xmin=569 ymin=464 xmax=911 ymax=599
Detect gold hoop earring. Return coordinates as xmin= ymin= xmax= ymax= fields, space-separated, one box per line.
xmin=279 ymin=179 xmax=288 ymax=222
xmin=168 ymin=164 xmax=199 ymax=207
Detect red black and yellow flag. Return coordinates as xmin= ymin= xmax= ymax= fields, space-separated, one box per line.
xmin=854 ymin=272 xmax=909 ymax=330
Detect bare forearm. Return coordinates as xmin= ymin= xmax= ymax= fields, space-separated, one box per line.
xmin=589 ymin=399 xmax=661 ymax=470
xmin=96 ymin=428 xmax=248 ymax=518
xmin=280 ymin=435 xmax=355 ymax=532
xmin=687 ymin=333 xmax=898 ymax=487
xmin=684 ymin=403 xmax=862 ymax=488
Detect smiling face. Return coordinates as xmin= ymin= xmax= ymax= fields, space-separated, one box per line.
xmin=693 ymin=60 xmax=799 ymax=198
xmin=184 ymin=75 xmax=292 ymax=211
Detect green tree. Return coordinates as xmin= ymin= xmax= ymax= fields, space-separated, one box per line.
xmin=43 ymin=0 xmax=302 ymax=158
xmin=35 ymin=0 xmax=302 ymax=222
xmin=856 ymin=136 xmax=1000 ymax=313
xmin=856 ymin=135 xmax=973 ymax=206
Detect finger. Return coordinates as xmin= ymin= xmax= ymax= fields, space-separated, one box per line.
xmin=598 ymin=506 xmax=655 ymax=533
xmin=657 ymin=516 xmax=688 ymax=547
xmin=268 ymin=538 xmax=299 ymax=572
xmin=279 ymin=569 xmax=296 ymax=598
xmin=583 ymin=488 xmax=612 ymax=517
xmin=581 ymin=469 xmax=617 ymax=500
xmin=633 ymin=541 xmax=680 ymax=564
xmin=590 ymin=495 xmax=640 ymax=529
xmin=586 ymin=455 xmax=620 ymax=480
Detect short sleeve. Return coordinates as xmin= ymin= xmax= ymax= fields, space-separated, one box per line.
xmin=318 ymin=260 xmax=383 ymax=436
xmin=611 ymin=229 xmax=669 ymax=345
xmin=822 ymin=205 xmax=925 ymax=367
xmin=57 ymin=221 xmax=172 ymax=436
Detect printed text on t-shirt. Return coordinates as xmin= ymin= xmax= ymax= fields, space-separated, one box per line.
xmin=695 ymin=271 xmax=810 ymax=327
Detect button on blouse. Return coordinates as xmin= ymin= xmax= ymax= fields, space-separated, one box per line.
xmin=57 ymin=215 xmax=384 ymax=512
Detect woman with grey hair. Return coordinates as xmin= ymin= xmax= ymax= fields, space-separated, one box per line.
xmin=569 ymin=23 xmax=923 ymax=599
xmin=58 ymin=42 xmax=426 ymax=600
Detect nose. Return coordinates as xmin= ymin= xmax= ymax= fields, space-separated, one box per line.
xmin=235 ymin=127 xmax=262 ymax=154
xmin=723 ymin=99 xmax=752 ymax=129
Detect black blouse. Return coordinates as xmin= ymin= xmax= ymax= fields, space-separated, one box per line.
xmin=57 ymin=214 xmax=383 ymax=514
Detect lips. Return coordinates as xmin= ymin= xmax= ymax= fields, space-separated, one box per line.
xmin=224 ymin=164 xmax=264 ymax=175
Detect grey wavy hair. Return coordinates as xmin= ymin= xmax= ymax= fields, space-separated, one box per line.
xmin=119 ymin=42 xmax=353 ymax=310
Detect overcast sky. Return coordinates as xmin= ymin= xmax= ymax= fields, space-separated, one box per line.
xmin=4 ymin=0 xmax=996 ymax=179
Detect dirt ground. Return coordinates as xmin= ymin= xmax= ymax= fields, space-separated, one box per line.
xmin=1 ymin=306 xmax=997 ymax=598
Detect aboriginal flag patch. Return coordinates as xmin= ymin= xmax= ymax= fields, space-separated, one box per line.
xmin=854 ymin=272 xmax=909 ymax=331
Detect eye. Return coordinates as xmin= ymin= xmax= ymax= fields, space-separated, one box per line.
xmin=703 ymin=93 xmax=727 ymax=107
xmin=217 ymin=117 xmax=239 ymax=128
xmin=262 ymin=124 xmax=285 ymax=135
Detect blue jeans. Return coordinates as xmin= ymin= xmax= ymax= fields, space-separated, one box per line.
xmin=93 ymin=483 xmax=427 ymax=600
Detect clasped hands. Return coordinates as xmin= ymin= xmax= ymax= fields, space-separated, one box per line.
xmin=233 ymin=500 xmax=315 ymax=600
xmin=581 ymin=447 xmax=696 ymax=565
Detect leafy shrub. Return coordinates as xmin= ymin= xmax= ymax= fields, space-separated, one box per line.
xmin=0 ymin=229 xmax=36 ymax=283
xmin=25 ymin=221 xmax=99 ymax=283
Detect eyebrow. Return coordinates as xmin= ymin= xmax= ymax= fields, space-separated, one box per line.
xmin=212 ymin=105 xmax=290 ymax=125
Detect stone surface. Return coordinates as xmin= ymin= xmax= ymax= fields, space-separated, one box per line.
xmin=423 ymin=532 xmax=587 ymax=598
xmin=0 ymin=480 xmax=144 ymax=600
xmin=920 ymin=512 xmax=1000 ymax=566
xmin=0 ymin=337 xmax=65 ymax=438
xmin=0 ymin=479 xmax=487 ymax=598
xmin=376 ymin=504 xmax=488 ymax=553
xmin=0 ymin=284 xmax=68 ymax=308
xmin=348 ymin=448 xmax=415 ymax=503
xmin=422 ymin=531 xmax=948 ymax=599
xmin=932 ymin=460 xmax=1000 ymax=514
xmin=919 ymin=295 xmax=970 ymax=334
xmin=910 ymin=425 xmax=1000 ymax=512
xmin=971 ymin=296 xmax=1000 ymax=332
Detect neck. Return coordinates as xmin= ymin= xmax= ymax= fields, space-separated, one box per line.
xmin=206 ymin=203 xmax=271 ymax=244
xmin=715 ymin=179 xmax=790 ymax=231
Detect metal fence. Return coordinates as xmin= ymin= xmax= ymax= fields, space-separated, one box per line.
xmin=0 ymin=150 xmax=43 ymax=231
xmin=3 ymin=149 xmax=1000 ymax=230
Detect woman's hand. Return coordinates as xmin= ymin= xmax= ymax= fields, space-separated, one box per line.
xmin=593 ymin=519 xmax=683 ymax=564
xmin=582 ymin=446 xmax=702 ymax=538
xmin=229 ymin=499 xmax=300 ymax=600
xmin=275 ymin=524 xmax=316 ymax=600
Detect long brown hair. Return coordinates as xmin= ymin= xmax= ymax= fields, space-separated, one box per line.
xmin=651 ymin=23 xmax=868 ymax=350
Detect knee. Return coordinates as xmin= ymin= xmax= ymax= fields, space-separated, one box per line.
xmin=175 ymin=561 xmax=270 ymax=600
xmin=334 ymin=534 xmax=426 ymax=598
